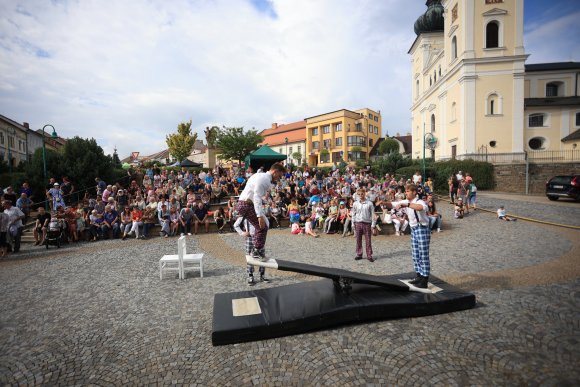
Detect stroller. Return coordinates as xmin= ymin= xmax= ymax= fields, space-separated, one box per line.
xmin=45 ymin=219 xmax=66 ymax=249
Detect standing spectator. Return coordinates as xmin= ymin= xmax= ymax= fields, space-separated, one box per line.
xmin=467 ymin=180 xmax=477 ymax=211
xmin=351 ymin=188 xmax=375 ymax=262
xmin=33 ymin=207 xmax=51 ymax=245
xmin=95 ymin=177 xmax=107 ymax=196
xmin=4 ymin=200 xmax=25 ymax=253
xmin=60 ymin=176 xmax=74 ymax=205
xmin=457 ymin=179 xmax=468 ymax=207
xmin=412 ymin=170 xmax=422 ymax=185
xmin=449 ymin=175 xmax=459 ymax=204
xmin=19 ymin=182 xmax=33 ymax=202
xmin=48 ymin=183 xmax=66 ymax=211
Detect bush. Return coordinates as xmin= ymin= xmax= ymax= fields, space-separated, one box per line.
xmin=396 ymin=159 xmax=494 ymax=192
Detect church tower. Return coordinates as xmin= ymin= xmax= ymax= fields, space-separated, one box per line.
xmin=409 ymin=0 xmax=527 ymax=160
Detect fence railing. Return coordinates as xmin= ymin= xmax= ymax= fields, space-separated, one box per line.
xmin=451 ymin=150 xmax=579 ymax=164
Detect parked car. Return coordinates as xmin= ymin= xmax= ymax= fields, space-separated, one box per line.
xmin=545 ymin=174 xmax=580 ymax=201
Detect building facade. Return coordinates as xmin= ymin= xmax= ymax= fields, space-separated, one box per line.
xmin=259 ymin=121 xmax=307 ymax=167
xmin=409 ymin=0 xmax=580 ymax=161
xmin=305 ymin=108 xmax=381 ymax=167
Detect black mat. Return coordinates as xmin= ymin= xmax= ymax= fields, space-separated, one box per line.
xmin=212 ymin=273 xmax=476 ymax=346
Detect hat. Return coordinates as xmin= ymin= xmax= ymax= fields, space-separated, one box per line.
xmin=458 ymin=197 xmax=463 ymax=201
xmin=340 ymin=201 xmax=345 ymax=205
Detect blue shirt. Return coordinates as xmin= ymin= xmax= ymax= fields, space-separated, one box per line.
xmin=104 ymin=210 xmax=118 ymax=224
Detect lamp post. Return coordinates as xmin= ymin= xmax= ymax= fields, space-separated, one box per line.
xmin=41 ymin=124 xmax=58 ymax=209
xmin=7 ymin=128 xmax=15 ymax=176
xmin=422 ymin=122 xmax=426 ymax=185
xmin=285 ymin=137 xmax=289 ymax=167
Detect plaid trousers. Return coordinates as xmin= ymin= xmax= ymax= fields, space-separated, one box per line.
xmin=236 ymin=200 xmax=268 ymax=252
xmin=410 ymin=225 xmax=431 ymax=277
xmin=245 ymin=236 xmax=264 ymax=275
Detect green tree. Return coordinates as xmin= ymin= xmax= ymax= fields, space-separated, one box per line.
xmin=378 ymin=138 xmax=400 ymax=155
xmin=166 ymin=120 xmax=197 ymax=162
xmin=214 ymin=126 xmax=263 ymax=166
xmin=291 ymin=152 xmax=302 ymax=165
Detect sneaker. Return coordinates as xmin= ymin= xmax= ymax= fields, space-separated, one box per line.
xmin=259 ymin=275 xmax=270 ymax=283
xmin=395 ymin=231 xmax=400 ymax=236
xmin=367 ymin=257 xmax=375 ymax=262
xmin=437 ymin=228 xmax=441 ymax=233
xmin=187 ymin=233 xmax=192 ymax=236
xmin=354 ymin=256 xmax=363 ymax=260
xmin=252 ymin=250 xmax=268 ymax=262
xmin=247 ymin=276 xmax=256 ymax=286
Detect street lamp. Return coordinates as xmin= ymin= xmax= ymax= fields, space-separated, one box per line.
xmin=285 ymin=137 xmax=289 ymax=166
xmin=42 ymin=124 xmax=58 ymax=209
xmin=7 ymin=128 xmax=16 ymax=176
xmin=422 ymin=122 xmax=426 ymax=184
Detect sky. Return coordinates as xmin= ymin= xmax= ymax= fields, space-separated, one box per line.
xmin=1 ymin=0 xmax=579 ymax=160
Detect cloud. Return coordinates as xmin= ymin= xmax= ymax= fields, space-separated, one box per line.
xmin=1 ymin=0 xmax=577 ymax=164
xmin=524 ymin=9 xmax=580 ymax=63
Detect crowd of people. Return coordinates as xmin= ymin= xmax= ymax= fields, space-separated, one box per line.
xmin=0 ymin=163 xmax=479 ymax=262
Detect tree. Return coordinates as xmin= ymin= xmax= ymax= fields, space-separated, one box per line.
xmin=291 ymin=152 xmax=302 ymax=165
xmin=166 ymin=120 xmax=197 ymax=162
xmin=378 ymin=138 xmax=400 ymax=155
xmin=214 ymin=126 xmax=263 ymax=166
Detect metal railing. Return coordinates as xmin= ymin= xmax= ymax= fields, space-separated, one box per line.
xmin=451 ymin=150 xmax=579 ymax=164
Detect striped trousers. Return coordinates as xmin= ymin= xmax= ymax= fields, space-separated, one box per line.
xmin=354 ymin=222 xmax=373 ymax=259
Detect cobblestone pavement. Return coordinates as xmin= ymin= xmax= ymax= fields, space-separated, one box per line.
xmin=1 ymin=194 xmax=579 ymax=385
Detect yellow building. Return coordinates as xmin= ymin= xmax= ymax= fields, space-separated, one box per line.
xmin=305 ymin=108 xmax=381 ymax=167
xmin=409 ymin=0 xmax=580 ymax=160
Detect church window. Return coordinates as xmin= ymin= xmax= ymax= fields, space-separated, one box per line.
xmin=528 ymin=137 xmax=546 ymax=150
xmin=575 ymin=112 xmax=580 ymax=126
xmin=416 ymin=80 xmax=420 ymax=98
xmin=451 ymin=36 xmax=457 ymax=60
xmin=546 ymin=82 xmax=562 ymax=97
xmin=451 ymin=102 xmax=457 ymax=121
xmin=486 ymin=21 xmax=499 ymax=48
xmin=430 ymin=114 xmax=436 ymax=132
xmin=434 ymin=70 xmax=437 ymax=83
xmin=529 ymin=114 xmax=544 ymax=127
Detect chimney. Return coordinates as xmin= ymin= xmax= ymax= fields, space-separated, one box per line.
xmin=396 ymin=132 xmax=400 ymax=137
xmin=272 ymin=123 xmax=278 ymax=129
xmin=23 ymin=122 xmax=29 ymax=129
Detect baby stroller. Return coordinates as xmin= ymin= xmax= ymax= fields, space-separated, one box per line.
xmin=45 ymin=219 xmax=65 ymax=249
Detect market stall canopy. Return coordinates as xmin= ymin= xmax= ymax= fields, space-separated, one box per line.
xmin=179 ymin=159 xmax=203 ymax=168
xmin=244 ymin=145 xmax=287 ymax=171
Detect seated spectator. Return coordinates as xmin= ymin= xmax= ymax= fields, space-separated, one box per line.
xmin=116 ymin=189 xmax=129 ymax=213
xmin=16 ymin=193 xmax=33 ymax=223
xmin=0 ymin=209 xmax=8 ymax=257
xmin=127 ymin=207 xmax=144 ymax=239
xmin=213 ymin=206 xmax=226 ymax=233
xmin=101 ymin=205 xmax=120 ymax=239
xmin=76 ymin=202 xmax=87 ymax=240
xmin=120 ymin=206 xmax=133 ymax=240
xmin=342 ymin=199 xmax=354 ymax=237
xmin=497 ymin=206 xmax=517 ymax=221
xmin=454 ymin=198 xmax=465 ymax=219
xmin=303 ymin=214 xmax=319 ymax=238
xmin=33 ymin=207 xmax=51 ymax=246
xmin=169 ymin=207 xmax=179 ymax=236
xmin=193 ymin=201 xmax=209 ymax=234
xmin=179 ymin=207 xmax=194 ymax=236
xmin=88 ymin=209 xmax=103 ymax=241
xmin=158 ymin=204 xmax=171 ymax=238
xmin=142 ymin=207 xmax=157 ymax=238
xmin=426 ymin=195 xmax=442 ymax=233
xmin=391 ymin=207 xmax=408 ymax=236
xmin=323 ymin=199 xmax=338 ymax=234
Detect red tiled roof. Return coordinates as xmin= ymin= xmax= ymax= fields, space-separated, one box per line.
xmin=260 ymin=120 xmax=306 ymax=146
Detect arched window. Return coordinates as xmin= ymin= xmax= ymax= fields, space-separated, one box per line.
xmin=451 ymin=36 xmax=457 ymax=60
xmin=486 ymin=92 xmax=503 ymax=115
xmin=438 ymin=66 xmax=441 ymax=77
xmin=434 ymin=70 xmax=437 ymax=83
xmin=486 ymin=21 xmax=499 ymax=48
xmin=430 ymin=76 xmax=432 ymax=86
xmin=431 ymin=114 xmax=436 ymax=132
xmin=546 ymin=82 xmax=563 ymax=97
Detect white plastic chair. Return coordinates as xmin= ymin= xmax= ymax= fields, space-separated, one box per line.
xmin=159 ymin=236 xmax=204 ymax=279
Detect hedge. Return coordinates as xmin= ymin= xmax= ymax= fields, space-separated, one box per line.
xmin=396 ymin=160 xmax=494 ymax=192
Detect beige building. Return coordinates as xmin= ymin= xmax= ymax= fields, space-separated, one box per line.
xmin=409 ymin=0 xmax=580 ymax=161
xmin=305 ymin=108 xmax=382 ymax=167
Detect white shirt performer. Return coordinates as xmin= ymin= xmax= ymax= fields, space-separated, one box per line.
xmin=236 ymin=163 xmax=286 ymax=261
xmin=394 ymin=184 xmax=431 ymax=289
xmin=351 ymin=188 xmax=375 ymax=262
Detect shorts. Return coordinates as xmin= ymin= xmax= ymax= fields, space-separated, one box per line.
xmin=468 ymin=194 xmax=476 ymax=205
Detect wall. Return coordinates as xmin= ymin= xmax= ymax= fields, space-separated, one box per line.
xmin=494 ymin=162 xmax=580 ymax=194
